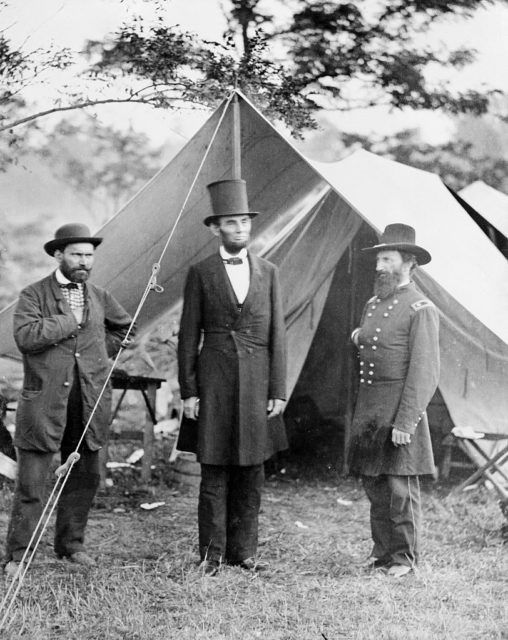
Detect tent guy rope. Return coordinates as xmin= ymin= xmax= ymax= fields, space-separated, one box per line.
xmin=0 ymin=90 xmax=237 ymax=632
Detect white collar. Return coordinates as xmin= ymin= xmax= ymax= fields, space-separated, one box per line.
xmin=220 ymin=247 xmax=248 ymax=261
xmin=55 ymin=268 xmax=72 ymax=285
xmin=55 ymin=268 xmax=83 ymax=288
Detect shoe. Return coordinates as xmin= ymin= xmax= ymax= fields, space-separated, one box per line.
xmin=230 ymin=558 xmax=268 ymax=572
xmin=4 ymin=560 xmax=25 ymax=579
xmin=364 ymin=557 xmax=390 ymax=571
xmin=67 ymin=551 xmax=96 ymax=567
xmin=199 ymin=559 xmax=220 ymax=576
xmin=386 ymin=563 xmax=413 ymax=578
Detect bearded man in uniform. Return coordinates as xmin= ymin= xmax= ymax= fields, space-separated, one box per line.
xmin=349 ymin=224 xmax=440 ymax=578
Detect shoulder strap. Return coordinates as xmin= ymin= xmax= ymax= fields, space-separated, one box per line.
xmin=411 ymin=299 xmax=435 ymax=311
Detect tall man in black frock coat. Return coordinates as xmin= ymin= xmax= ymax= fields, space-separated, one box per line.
xmin=177 ymin=179 xmax=287 ymax=575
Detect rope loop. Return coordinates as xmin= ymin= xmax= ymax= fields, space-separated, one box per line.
xmin=148 ymin=262 xmax=164 ymax=293
xmin=54 ymin=451 xmax=81 ymax=477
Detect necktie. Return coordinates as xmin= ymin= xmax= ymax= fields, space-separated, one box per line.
xmin=223 ymin=258 xmax=243 ymax=265
xmin=60 ymin=282 xmax=79 ymax=289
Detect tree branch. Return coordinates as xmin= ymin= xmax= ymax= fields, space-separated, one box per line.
xmin=0 ymin=98 xmax=161 ymax=132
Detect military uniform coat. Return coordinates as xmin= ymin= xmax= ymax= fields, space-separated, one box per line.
xmin=349 ymin=281 xmax=440 ymax=476
xmin=13 ymin=273 xmax=132 ymax=452
xmin=177 ymin=252 xmax=287 ymax=466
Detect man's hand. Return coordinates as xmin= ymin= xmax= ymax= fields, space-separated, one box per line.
xmin=183 ymin=397 xmax=199 ymax=420
xmin=392 ymin=428 xmax=411 ymax=447
xmin=267 ymin=398 xmax=285 ymax=418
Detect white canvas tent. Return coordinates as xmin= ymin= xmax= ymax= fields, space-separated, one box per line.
xmin=457 ymin=180 xmax=508 ymax=259
xmin=1 ymin=92 xmax=507 ymax=479
xmin=459 ymin=180 xmax=508 ymax=239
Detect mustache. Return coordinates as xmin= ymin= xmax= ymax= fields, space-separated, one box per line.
xmin=375 ymin=272 xmax=397 ymax=283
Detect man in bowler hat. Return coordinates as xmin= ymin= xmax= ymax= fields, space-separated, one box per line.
xmin=177 ymin=179 xmax=287 ymax=575
xmin=349 ymin=224 xmax=440 ymax=578
xmin=4 ymin=223 xmax=132 ymax=577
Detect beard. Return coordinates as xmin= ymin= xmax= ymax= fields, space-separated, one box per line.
xmin=373 ymin=271 xmax=401 ymax=299
xmin=60 ymin=263 xmax=91 ymax=283
xmin=222 ymin=238 xmax=249 ymax=254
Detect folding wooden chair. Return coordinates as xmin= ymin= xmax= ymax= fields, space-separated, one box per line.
xmin=452 ymin=427 xmax=508 ymax=499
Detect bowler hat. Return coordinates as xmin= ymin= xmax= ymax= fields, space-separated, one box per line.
xmin=44 ymin=223 xmax=103 ymax=256
xmin=203 ymin=179 xmax=260 ymax=226
xmin=362 ymin=223 xmax=431 ymax=265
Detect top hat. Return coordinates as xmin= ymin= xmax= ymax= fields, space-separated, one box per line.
xmin=44 ymin=223 xmax=103 ymax=256
xmin=203 ymin=179 xmax=260 ymax=226
xmin=361 ymin=223 xmax=431 ymax=265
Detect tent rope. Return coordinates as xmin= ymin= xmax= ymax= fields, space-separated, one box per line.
xmin=0 ymin=90 xmax=237 ymax=631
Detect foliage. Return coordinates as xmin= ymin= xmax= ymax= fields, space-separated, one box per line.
xmin=338 ymin=127 xmax=508 ymax=192
xmin=83 ymin=21 xmax=316 ymax=135
xmin=275 ymin=0 xmax=497 ymax=114
xmin=36 ymin=117 xmax=163 ymax=222
xmin=1 ymin=0 xmax=507 ymax=137
xmin=0 ymin=99 xmax=30 ymax=171
xmin=0 ymin=218 xmax=54 ymax=311
xmin=0 ymin=26 xmax=73 ymax=153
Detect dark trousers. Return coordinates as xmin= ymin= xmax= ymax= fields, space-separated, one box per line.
xmin=5 ymin=374 xmax=100 ymax=562
xmin=362 ymin=474 xmax=421 ymax=567
xmin=198 ymin=463 xmax=264 ymax=563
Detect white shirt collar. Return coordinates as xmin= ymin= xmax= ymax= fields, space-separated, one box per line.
xmin=220 ymin=246 xmax=248 ymax=261
xmin=55 ymin=268 xmax=71 ymax=285
xmin=55 ymin=268 xmax=83 ymax=288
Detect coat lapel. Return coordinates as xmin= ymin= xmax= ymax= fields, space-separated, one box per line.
xmin=49 ymin=272 xmax=64 ymax=300
xmin=48 ymin=272 xmax=67 ymax=314
xmin=241 ymin=252 xmax=262 ymax=317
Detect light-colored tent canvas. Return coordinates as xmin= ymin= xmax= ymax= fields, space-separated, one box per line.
xmin=0 ymin=92 xmax=507 ymax=481
xmin=457 ymin=180 xmax=508 ymax=260
xmin=459 ymin=180 xmax=508 ymax=239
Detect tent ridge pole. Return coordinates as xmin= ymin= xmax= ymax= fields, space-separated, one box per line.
xmin=232 ymin=93 xmax=241 ymax=180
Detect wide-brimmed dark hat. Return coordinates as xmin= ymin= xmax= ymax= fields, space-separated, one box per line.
xmin=204 ymin=179 xmax=260 ymax=226
xmin=44 ymin=223 xmax=103 ymax=256
xmin=362 ymin=223 xmax=431 ymax=265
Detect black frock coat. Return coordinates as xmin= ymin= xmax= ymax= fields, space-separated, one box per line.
xmin=177 ymin=251 xmax=287 ymax=465
xmin=349 ymin=281 xmax=440 ymax=476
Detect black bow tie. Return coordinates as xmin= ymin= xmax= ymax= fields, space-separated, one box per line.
xmin=223 ymin=257 xmax=243 ymax=265
xmin=60 ymin=282 xmax=79 ymax=289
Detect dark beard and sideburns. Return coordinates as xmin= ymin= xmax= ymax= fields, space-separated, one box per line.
xmin=373 ymin=271 xmax=401 ymax=299
xmin=61 ymin=264 xmax=91 ymax=283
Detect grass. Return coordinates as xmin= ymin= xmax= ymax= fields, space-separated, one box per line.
xmin=0 ymin=461 xmax=506 ymax=640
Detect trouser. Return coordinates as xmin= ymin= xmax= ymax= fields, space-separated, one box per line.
xmin=5 ymin=374 xmax=100 ymax=562
xmin=198 ymin=463 xmax=264 ymax=563
xmin=362 ymin=474 xmax=421 ymax=567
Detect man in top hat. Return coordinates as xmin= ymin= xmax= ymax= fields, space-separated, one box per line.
xmin=4 ymin=223 xmax=133 ymax=577
xmin=177 ymin=179 xmax=287 ymax=575
xmin=349 ymin=223 xmax=440 ymax=578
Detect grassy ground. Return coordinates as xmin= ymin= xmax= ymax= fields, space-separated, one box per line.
xmin=0 ymin=463 xmax=506 ymax=640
